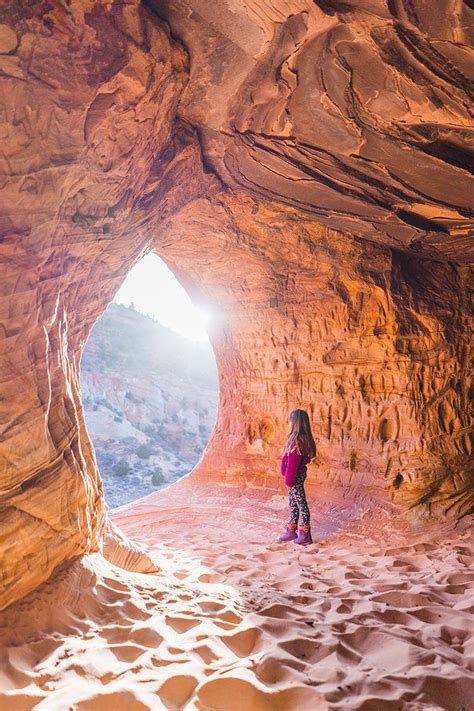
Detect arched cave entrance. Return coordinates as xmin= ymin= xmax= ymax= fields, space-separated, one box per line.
xmin=79 ymin=253 xmax=219 ymax=509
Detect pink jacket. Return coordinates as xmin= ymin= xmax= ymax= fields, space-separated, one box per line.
xmin=280 ymin=448 xmax=310 ymax=487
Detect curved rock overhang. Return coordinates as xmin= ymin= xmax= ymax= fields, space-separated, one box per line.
xmin=0 ymin=0 xmax=472 ymax=611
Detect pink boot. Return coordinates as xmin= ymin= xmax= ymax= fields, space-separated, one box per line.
xmin=276 ymin=522 xmax=298 ymax=542
xmin=293 ymin=524 xmax=313 ymax=546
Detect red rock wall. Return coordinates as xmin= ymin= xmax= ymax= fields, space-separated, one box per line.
xmin=153 ymin=0 xmax=474 ymax=262
xmin=0 ymin=1 xmax=187 ymax=609
xmin=0 ymin=0 xmax=472 ymax=611
xmin=151 ymin=183 xmax=473 ymax=519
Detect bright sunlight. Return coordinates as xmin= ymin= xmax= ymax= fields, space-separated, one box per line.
xmin=114 ymin=252 xmax=210 ymax=342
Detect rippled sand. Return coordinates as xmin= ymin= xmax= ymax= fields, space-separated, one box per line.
xmin=1 ymin=484 xmax=472 ymax=710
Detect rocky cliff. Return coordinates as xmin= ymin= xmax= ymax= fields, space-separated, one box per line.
xmin=0 ymin=0 xmax=472 ymax=611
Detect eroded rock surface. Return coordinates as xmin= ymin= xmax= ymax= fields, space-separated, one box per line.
xmin=150 ymin=180 xmax=473 ymax=519
xmin=0 ymin=0 xmax=472 ymax=610
xmin=152 ymin=0 xmax=474 ymax=261
xmin=0 ymin=0 xmax=188 ymax=609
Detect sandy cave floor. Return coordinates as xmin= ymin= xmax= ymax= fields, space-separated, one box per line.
xmin=0 ymin=486 xmax=473 ymax=711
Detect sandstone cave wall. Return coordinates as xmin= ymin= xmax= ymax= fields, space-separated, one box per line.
xmin=151 ymin=188 xmax=473 ymax=519
xmin=152 ymin=0 xmax=474 ymax=262
xmin=0 ymin=0 xmax=188 ymax=609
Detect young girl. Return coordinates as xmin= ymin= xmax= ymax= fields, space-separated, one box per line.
xmin=276 ymin=408 xmax=317 ymax=545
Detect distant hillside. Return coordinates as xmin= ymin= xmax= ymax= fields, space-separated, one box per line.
xmin=80 ymin=302 xmax=219 ymax=508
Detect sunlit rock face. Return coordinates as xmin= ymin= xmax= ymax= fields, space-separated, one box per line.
xmin=0 ymin=0 xmax=187 ymax=610
xmin=0 ymin=0 xmax=472 ymax=610
xmin=152 ymin=184 xmax=473 ymax=521
xmin=152 ymin=0 xmax=474 ymax=262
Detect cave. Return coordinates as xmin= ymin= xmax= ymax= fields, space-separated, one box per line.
xmin=0 ymin=1 xmax=472 ymax=708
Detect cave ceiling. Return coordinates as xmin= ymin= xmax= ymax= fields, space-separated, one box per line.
xmin=149 ymin=0 xmax=474 ymax=263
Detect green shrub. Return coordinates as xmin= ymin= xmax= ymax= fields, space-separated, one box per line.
xmin=136 ymin=443 xmax=153 ymax=459
xmin=151 ymin=468 xmax=165 ymax=486
xmin=113 ymin=459 xmax=129 ymax=476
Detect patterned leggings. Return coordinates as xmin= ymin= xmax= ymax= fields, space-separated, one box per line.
xmin=288 ymin=471 xmax=311 ymax=526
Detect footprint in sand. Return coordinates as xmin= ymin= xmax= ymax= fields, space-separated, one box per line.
xmin=75 ymin=690 xmax=150 ymax=710
xmin=197 ymin=674 xmax=327 ymax=711
xmin=256 ymin=603 xmax=302 ymax=619
xmin=373 ymin=607 xmax=416 ymax=626
xmin=445 ymin=584 xmax=469 ymax=595
xmin=280 ymin=637 xmax=337 ymax=665
xmin=447 ymin=572 xmax=474 ymax=585
xmin=167 ymin=646 xmax=187 ymax=655
xmin=197 ymin=601 xmax=226 ymax=613
xmin=288 ymin=593 xmax=321 ymax=605
xmin=128 ymin=627 xmax=164 ymax=647
xmin=164 ymin=615 xmax=201 ymax=633
xmin=253 ymin=654 xmax=289 ymax=683
xmin=157 ymin=673 xmax=199 ymax=707
xmin=216 ymin=610 xmax=242 ymax=624
xmin=109 ymin=643 xmax=148 ymax=663
xmin=338 ymin=627 xmax=415 ymax=672
xmin=371 ymin=591 xmax=435 ymax=608
xmin=193 ymin=643 xmax=220 ymax=664
xmin=197 ymin=603 xmax=242 ymax=627
xmin=335 ymin=602 xmax=352 ymax=614
xmin=344 ymin=570 xmax=370 ymax=581
xmin=151 ymin=657 xmax=176 ymax=668
xmin=219 ymin=627 xmax=261 ymax=657
xmin=102 ymin=625 xmax=135 ymax=644
xmin=120 ymin=601 xmax=152 ymax=621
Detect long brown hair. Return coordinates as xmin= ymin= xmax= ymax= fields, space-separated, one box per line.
xmin=282 ymin=409 xmax=317 ymax=459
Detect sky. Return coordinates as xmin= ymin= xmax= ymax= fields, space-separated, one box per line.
xmin=114 ymin=253 xmax=210 ymax=342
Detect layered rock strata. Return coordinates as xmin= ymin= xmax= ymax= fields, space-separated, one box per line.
xmin=0 ymin=0 xmax=187 ymax=609
xmin=151 ymin=0 xmax=474 ymax=262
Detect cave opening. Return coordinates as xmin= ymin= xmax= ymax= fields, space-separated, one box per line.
xmin=79 ymin=252 xmax=219 ymax=509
